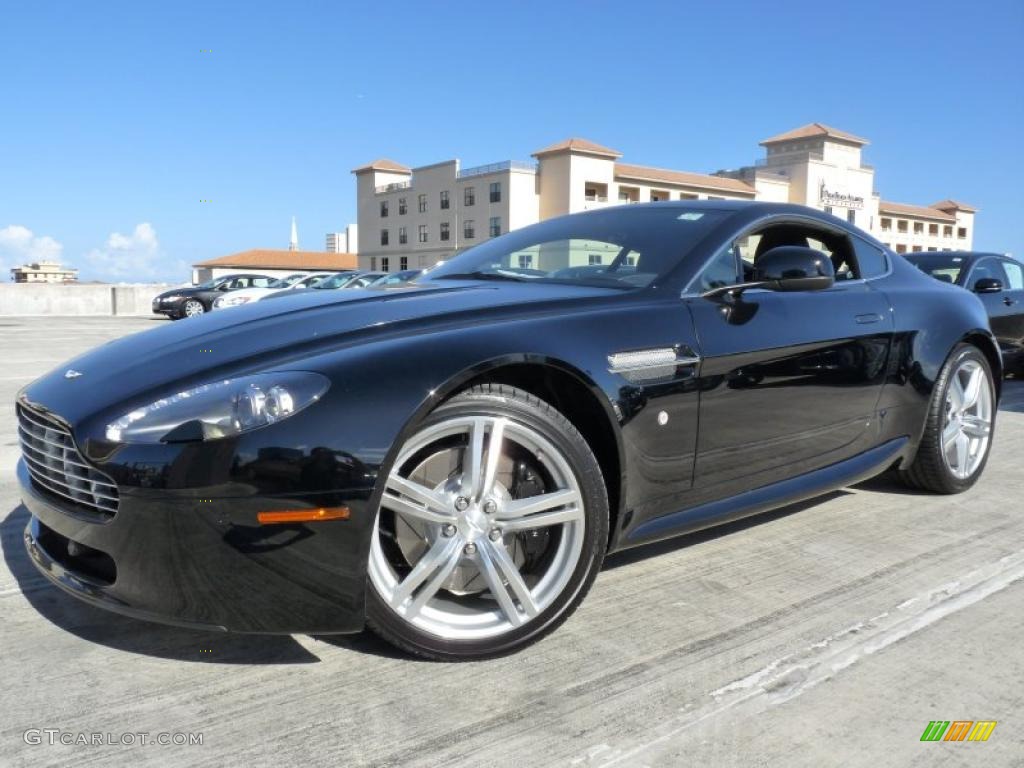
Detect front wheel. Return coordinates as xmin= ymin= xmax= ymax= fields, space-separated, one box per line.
xmin=900 ymin=343 xmax=996 ymax=493
xmin=365 ymin=384 xmax=608 ymax=660
xmin=182 ymin=299 xmax=205 ymax=318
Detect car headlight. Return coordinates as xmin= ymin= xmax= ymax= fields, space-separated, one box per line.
xmin=161 ymin=295 xmax=184 ymax=303
xmin=104 ymin=371 xmax=330 ymax=444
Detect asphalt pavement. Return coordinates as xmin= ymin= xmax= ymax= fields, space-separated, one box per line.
xmin=1 ymin=317 xmax=1022 ymax=767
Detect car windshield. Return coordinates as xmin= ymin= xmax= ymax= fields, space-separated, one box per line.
xmin=427 ymin=206 xmax=729 ymax=288
xmin=903 ymin=253 xmax=967 ymax=285
xmin=314 ymin=272 xmax=358 ymax=289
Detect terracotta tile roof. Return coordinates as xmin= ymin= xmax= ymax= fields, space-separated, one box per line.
xmin=930 ymin=199 xmax=978 ymax=213
xmin=193 ymin=249 xmax=359 ymax=270
xmin=878 ymin=201 xmax=956 ymax=222
xmin=613 ymin=163 xmax=755 ymax=195
xmin=532 ymin=138 xmax=622 ymax=159
xmin=760 ymin=122 xmax=869 ymax=146
xmin=351 ymin=158 xmax=412 ymax=174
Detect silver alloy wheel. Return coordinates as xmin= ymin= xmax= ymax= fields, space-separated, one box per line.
xmin=183 ymin=300 xmax=205 ymax=317
xmin=368 ymin=415 xmax=586 ymax=640
xmin=942 ymin=358 xmax=993 ymax=480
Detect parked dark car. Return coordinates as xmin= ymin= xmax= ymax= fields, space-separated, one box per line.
xmin=904 ymin=251 xmax=1024 ymax=375
xmin=151 ymin=273 xmax=273 ymax=319
xmin=17 ymin=202 xmax=1001 ymax=660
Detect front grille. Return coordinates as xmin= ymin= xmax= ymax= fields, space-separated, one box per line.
xmin=17 ymin=404 xmax=119 ymax=519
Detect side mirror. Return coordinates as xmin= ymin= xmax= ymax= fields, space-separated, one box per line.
xmin=217 ymin=283 xmax=232 ymax=291
xmin=754 ymin=246 xmax=835 ymax=292
xmin=973 ymin=277 xmax=1003 ymax=294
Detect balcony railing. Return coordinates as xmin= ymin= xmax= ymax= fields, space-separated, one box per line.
xmin=375 ymin=181 xmax=411 ymax=194
xmin=457 ymin=160 xmax=537 ymax=179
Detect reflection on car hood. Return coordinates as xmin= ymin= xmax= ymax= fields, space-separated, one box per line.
xmin=23 ymin=281 xmax=624 ymax=424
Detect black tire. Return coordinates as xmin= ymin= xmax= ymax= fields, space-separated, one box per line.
xmin=365 ymin=384 xmax=609 ymax=661
xmin=899 ymin=343 xmax=995 ymax=494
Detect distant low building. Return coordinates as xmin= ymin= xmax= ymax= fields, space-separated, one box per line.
xmin=10 ymin=261 xmax=78 ymax=283
xmin=191 ymin=249 xmax=358 ymax=284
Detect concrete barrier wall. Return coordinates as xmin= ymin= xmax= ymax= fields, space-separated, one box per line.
xmin=0 ymin=284 xmax=176 ymax=316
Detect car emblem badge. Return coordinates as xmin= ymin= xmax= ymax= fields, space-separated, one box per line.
xmin=64 ymin=369 xmax=83 ymax=379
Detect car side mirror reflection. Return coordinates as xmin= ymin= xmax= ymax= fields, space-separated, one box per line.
xmin=754 ymin=246 xmax=835 ymax=292
xmin=973 ymin=277 xmax=1003 ymax=294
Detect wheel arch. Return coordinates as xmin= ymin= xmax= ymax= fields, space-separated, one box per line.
xmin=961 ymin=329 xmax=1003 ymax=399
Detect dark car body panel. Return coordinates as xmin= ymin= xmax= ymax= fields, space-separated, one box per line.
xmin=16 ymin=201 xmax=1001 ymax=633
xmin=152 ymin=273 xmax=272 ymax=318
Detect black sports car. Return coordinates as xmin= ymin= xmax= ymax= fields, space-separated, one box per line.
xmin=17 ymin=202 xmax=1001 ymax=659
xmin=152 ymin=273 xmax=274 ymax=319
xmin=904 ymin=251 xmax=1024 ymax=375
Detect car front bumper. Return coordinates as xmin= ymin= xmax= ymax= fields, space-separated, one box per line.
xmin=18 ymin=459 xmax=371 ymax=634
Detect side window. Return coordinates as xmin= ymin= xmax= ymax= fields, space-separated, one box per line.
xmin=697 ymin=244 xmax=739 ymax=292
xmin=1002 ymin=260 xmax=1023 ymax=290
xmin=852 ymin=236 xmax=888 ymax=279
xmin=969 ymin=259 xmax=1008 ymax=288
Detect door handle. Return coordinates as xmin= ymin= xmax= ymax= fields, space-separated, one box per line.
xmin=1004 ymin=297 xmax=1017 ymax=306
xmin=855 ymin=313 xmax=882 ymax=324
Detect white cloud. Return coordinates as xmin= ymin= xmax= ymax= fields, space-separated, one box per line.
xmin=83 ymin=223 xmax=186 ymax=282
xmin=0 ymin=225 xmax=64 ymax=275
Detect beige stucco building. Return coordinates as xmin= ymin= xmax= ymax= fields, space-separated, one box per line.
xmin=10 ymin=261 xmax=78 ymax=283
xmin=353 ymin=123 xmax=976 ymax=271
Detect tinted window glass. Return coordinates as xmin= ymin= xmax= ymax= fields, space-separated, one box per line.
xmin=1002 ymin=260 xmax=1023 ymax=290
xmin=903 ymin=253 xmax=967 ymax=284
xmin=970 ymin=259 xmax=1008 ymax=287
xmin=698 ymin=244 xmax=738 ymax=292
xmin=852 ymin=237 xmax=888 ymax=278
xmin=429 ymin=207 xmax=729 ymax=288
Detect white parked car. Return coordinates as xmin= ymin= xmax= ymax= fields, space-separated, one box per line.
xmin=212 ymin=272 xmax=332 ymax=310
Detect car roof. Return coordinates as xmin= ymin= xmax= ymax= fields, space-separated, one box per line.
xmin=903 ymin=251 xmax=1005 ymax=261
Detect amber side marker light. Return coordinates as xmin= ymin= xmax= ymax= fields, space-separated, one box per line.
xmin=257 ymin=507 xmax=350 ymax=525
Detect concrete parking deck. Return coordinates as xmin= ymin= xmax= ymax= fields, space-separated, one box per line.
xmin=1 ymin=317 xmax=1022 ymax=767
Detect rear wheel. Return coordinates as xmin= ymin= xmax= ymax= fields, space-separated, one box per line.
xmin=365 ymin=384 xmax=608 ymax=660
xmin=900 ymin=344 xmax=995 ymax=493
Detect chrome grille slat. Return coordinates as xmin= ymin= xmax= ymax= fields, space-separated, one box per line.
xmin=16 ymin=404 xmax=119 ymax=519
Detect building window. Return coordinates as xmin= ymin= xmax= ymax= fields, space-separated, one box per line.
xmin=823 ymin=205 xmax=833 ymax=215
xmin=440 ymin=222 xmax=450 ymax=241
xmin=897 ymin=220 xmax=908 ymax=233
xmin=489 ymin=182 xmax=501 ymax=203
xmin=370 ymin=257 xmax=377 ymax=270
xmin=382 ymin=257 xmax=389 ymax=272
xmin=928 ymin=223 xmax=938 ymax=236
xmin=418 ymin=224 xmax=428 ymax=243
xmin=846 ymin=209 xmax=856 ymax=224
xmin=398 ymin=226 xmax=407 ymax=245
xmin=895 ymin=244 xmax=907 ymax=254
xmin=650 ymin=189 xmax=670 ymax=202
xmin=943 ymin=225 xmax=953 ymax=237
xmin=380 ymin=200 xmax=389 ymax=217
xmin=680 ymin=192 xmax=698 ymax=200
xmin=912 ymin=245 xmax=922 ymax=252
xmin=958 ymin=227 xmax=967 ymax=239
xmin=584 ymin=182 xmax=608 ymax=202
xmin=489 ymin=216 xmax=501 ymax=237
xmin=464 ymin=187 xmax=475 ymax=206
xmin=927 ymin=247 xmax=937 ymax=251
xmin=400 ymin=256 xmax=408 ymax=271
xmin=398 ymin=198 xmax=407 ymax=215
xmin=880 ymin=218 xmax=892 ymax=231
xmin=418 ymin=194 xmax=427 ymax=213
xmin=588 ymin=254 xmax=603 ymax=265
xmin=518 ymin=253 xmax=533 ymax=269
xmin=463 ymin=219 xmax=475 ymax=239
xmin=618 ymin=186 xmax=639 ymax=203
xmin=913 ymin=222 xmax=924 ymax=235
xmin=380 ymin=229 xmax=389 ymax=246
xmin=440 ymin=191 xmax=449 ymax=210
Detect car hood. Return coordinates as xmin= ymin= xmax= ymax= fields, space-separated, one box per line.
xmin=22 ymin=280 xmax=626 ymax=426
xmin=155 ymin=285 xmax=207 ymax=299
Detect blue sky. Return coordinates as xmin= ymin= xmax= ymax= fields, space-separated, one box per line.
xmin=1 ymin=0 xmax=1022 ymax=282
